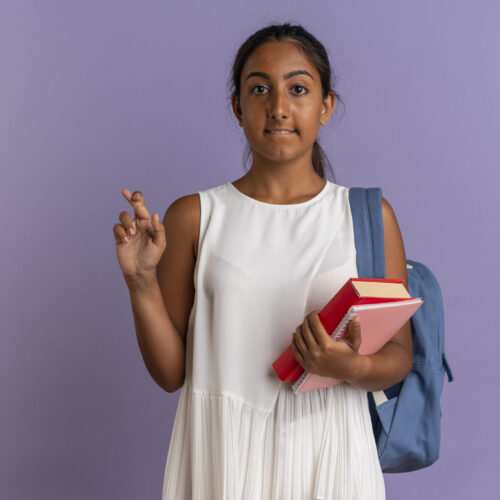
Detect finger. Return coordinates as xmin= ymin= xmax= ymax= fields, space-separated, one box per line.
xmin=150 ymin=212 xmax=166 ymax=246
xmin=113 ymin=223 xmax=130 ymax=244
xmin=302 ymin=313 xmax=320 ymax=349
xmin=308 ymin=310 xmax=329 ymax=347
xmin=121 ymin=188 xmax=151 ymax=221
xmin=294 ymin=325 xmax=309 ymax=357
xmin=291 ymin=333 xmax=306 ymax=367
xmin=118 ymin=211 xmax=136 ymax=235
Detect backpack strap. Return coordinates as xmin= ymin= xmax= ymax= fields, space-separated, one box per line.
xmin=348 ymin=187 xmax=386 ymax=279
xmin=348 ymin=187 xmax=391 ymax=416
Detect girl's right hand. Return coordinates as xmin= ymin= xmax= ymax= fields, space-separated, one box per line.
xmin=113 ymin=189 xmax=167 ymax=281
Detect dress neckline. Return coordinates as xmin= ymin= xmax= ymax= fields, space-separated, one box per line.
xmin=227 ymin=180 xmax=330 ymax=209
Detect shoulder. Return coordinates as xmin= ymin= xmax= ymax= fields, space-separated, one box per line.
xmin=381 ymin=196 xmax=402 ymax=237
xmin=380 ymin=196 xmax=408 ymax=282
xmin=162 ymin=193 xmax=201 ymax=259
xmin=381 ymin=196 xmax=395 ymax=219
xmin=380 ymin=195 xmax=402 ymax=239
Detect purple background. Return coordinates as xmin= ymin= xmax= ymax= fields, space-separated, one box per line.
xmin=1 ymin=1 xmax=498 ymax=498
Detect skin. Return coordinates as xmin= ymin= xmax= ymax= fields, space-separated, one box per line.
xmin=231 ymin=40 xmax=413 ymax=390
xmin=230 ymin=40 xmax=335 ymax=202
xmin=115 ymin=39 xmax=413 ymax=392
xmin=290 ymin=193 xmax=414 ymax=391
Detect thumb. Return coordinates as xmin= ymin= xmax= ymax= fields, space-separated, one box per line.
xmin=151 ymin=212 xmax=166 ymax=246
xmin=346 ymin=314 xmax=362 ymax=352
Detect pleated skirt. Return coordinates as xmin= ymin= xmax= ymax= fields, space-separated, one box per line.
xmin=162 ymin=381 xmax=385 ymax=500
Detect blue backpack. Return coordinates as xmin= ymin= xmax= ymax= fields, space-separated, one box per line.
xmin=348 ymin=187 xmax=455 ymax=473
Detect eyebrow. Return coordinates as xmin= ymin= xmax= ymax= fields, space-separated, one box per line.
xmin=244 ymin=70 xmax=315 ymax=82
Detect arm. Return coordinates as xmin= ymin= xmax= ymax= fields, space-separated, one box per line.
xmin=127 ymin=194 xmax=199 ymax=393
xmin=345 ymin=196 xmax=413 ymax=392
xmin=127 ymin=273 xmax=186 ymax=393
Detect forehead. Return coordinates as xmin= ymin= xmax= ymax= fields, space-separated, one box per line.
xmin=242 ymin=41 xmax=318 ymax=79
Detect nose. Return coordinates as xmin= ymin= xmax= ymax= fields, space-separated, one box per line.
xmin=268 ymin=90 xmax=290 ymax=120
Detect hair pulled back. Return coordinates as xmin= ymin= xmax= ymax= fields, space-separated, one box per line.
xmin=227 ymin=22 xmax=345 ymax=181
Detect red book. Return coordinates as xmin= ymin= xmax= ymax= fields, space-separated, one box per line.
xmin=272 ymin=277 xmax=417 ymax=383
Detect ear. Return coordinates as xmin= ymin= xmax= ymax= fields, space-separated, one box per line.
xmin=231 ymin=93 xmax=243 ymax=126
xmin=320 ymin=91 xmax=335 ymax=126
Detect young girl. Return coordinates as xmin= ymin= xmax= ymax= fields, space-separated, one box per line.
xmin=114 ymin=22 xmax=412 ymax=500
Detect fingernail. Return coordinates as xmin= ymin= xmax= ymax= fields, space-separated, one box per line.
xmin=128 ymin=227 xmax=135 ymax=236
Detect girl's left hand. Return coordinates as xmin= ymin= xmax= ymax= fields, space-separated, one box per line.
xmin=291 ymin=309 xmax=363 ymax=380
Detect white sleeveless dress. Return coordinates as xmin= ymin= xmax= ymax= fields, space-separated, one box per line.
xmin=162 ymin=180 xmax=386 ymax=500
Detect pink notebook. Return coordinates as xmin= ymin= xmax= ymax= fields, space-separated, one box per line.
xmin=291 ymin=298 xmax=422 ymax=393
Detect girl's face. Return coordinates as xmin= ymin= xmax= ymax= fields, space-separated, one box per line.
xmin=232 ymin=41 xmax=335 ymax=164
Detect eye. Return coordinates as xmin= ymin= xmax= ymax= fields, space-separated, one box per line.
xmin=251 ymin=85 xmax=268 ymax=95
xmin=293 ymin=85 xmax=308 ymax=95
xmin=250 ymin=84 xmax=308 ymax=96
